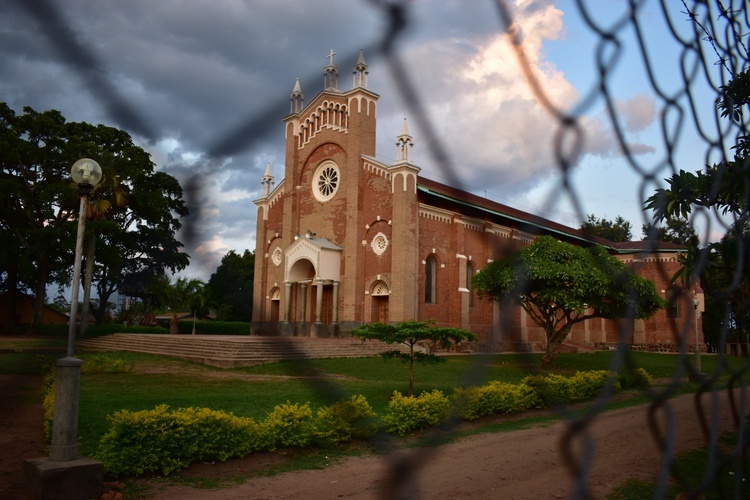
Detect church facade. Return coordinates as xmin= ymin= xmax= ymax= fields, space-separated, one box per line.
xmin=251 ymin=50 xmax=694 ymax=352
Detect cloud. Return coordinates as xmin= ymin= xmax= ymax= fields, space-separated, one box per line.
xmin=1 ymin=0 xmax=666 ymax=281
xmin=376 ymin=1 xmax=575 ymax=194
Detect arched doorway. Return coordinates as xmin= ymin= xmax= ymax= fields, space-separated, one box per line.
xmin=371 ymin=280 xmax=390 ymax=323
xmin=281 ymin=234 xmax=342 ymax=337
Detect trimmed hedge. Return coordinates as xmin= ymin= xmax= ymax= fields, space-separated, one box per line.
xmin=382 ymin=390 xmax=452 ymax=436
xmin=453 ymin=381 xmax=537 ymax=420
xmin=42 ymin=368 xmax=651 ymax=477
xmin=95 ymin=395 xmax=379 ymax=476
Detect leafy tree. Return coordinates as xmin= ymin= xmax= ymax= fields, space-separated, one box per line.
xmin=472 ymin=236 xmax=664 ymax=366
xmin=205 ymin=250 xmax=254 ymax=322
xmin=579 ymin=214 xmax=633 ymax=242
xmin=0 ymin=103 xmax=189 ymax=330
xmin=147 ymin=274 xmax=204 ymax=335
xmin=644 ymin=68 xmax=749 ymax=346
xmin=0 ymin=104 xmax=80 ymax=328
xmin=641 ymin=216 xmax=699 ymax=247
xmin=351 ymin=320 xmax=477 ymax=397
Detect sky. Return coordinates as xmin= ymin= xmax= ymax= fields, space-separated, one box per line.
xmin=1 ymin=0 xmax=741 ymax=282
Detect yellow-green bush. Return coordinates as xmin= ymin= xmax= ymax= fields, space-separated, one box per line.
xmin=81 ymin=355 xmax=133 ymax=374
xmin=453 ymin=381 xmax=537 ymax=420
xmin=313 ymin=395 xmax=378 ymax=445
xmin=97 ymin=405 xmax=264 ymax=476
xmin=568 ymin=370 xmax=618 ymax=401
xmin=382 ymin=390 xmax=451 ymax=436
xmin=522 ymin=370 xmax=615 ymax=407
xmin=42 ymin=378 xmax=55 ymax=444
xmin=619 ymin=366 xmax=652 ymax=388
xmin=261 ymin=402 xmax=314 ymax=451
xmin=89 ymin=368 xmax=651 ymax=477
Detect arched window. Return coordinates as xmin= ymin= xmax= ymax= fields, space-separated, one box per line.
xmin=466 ymin=261 xmax=474 ymax=307
xmin=425 ymin=255 xmax=438 ymax=304
xmin=666 ymin=286 xmax=680 ymax=319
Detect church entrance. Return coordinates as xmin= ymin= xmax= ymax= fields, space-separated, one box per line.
xmin=371 ymin=295 xmax=389 ymax=323
xmin=370 ymin=280 xmax=390 ymax=324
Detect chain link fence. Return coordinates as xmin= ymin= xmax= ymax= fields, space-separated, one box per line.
xmin=14 ymin=0 xmax=750 ymax=497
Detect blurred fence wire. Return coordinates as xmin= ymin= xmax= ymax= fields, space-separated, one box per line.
xmin=17 ymin=0 xmax=750 ymax=497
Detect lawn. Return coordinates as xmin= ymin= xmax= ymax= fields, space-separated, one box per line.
xmin=0 ymin=346 xmax=742 ymax=459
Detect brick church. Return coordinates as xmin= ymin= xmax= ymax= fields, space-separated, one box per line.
xmin=251 ymin=50 xmax=695 ymax=352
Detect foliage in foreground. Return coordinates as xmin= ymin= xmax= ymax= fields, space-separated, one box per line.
xmin=83 ymin=369 xmax=642 ymax=476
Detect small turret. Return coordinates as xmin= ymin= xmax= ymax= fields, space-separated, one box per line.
xmin=323 ymin=49 xmax=340 ymax=91
xmin=395 ymin=118 xmax=414 ymax=163
xmin=352 ymin=48 xmax=369 ymax=89
xmin=290 ymin=78 xmax=304 ymax=114
xmin=261 ymin=161 xmax=275 ymax=197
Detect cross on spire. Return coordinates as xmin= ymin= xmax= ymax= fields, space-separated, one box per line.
xmin=327 ymin=49 xmax=336 ymax=66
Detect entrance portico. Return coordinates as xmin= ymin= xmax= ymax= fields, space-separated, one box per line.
xmin=279 ymin=233 xmax=341 ymax=337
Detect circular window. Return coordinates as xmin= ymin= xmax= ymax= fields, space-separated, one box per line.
xmin=271 ymin=247 xmax=282 ymax=267
xmin=312 ymin=162 xmax=340 ymax=202
xmin=371 ymin=232 xmax=389 ymax=255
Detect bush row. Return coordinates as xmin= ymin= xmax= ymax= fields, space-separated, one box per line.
xmin=89 ymin=369 xmax=649 ymax=476
xmin=98 ymin=396 xmax=377 ymax=476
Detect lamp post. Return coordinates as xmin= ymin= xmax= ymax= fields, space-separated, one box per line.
xmin=49 ymin=158 xmax=102 ymax=462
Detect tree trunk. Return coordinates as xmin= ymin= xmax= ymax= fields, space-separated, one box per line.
xmin=541 ymin=326 xmax=572 ymax=367
xmin=80 ymin=235 xmax=96 ymax=336
xmin=170 ymin=313 xmax=179 ymax=335
xmin=408 ymin=345 xmax=415 ymax=397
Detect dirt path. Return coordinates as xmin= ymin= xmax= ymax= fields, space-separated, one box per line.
xmin=0 ymin=374 xmax=45 ymax=499
xmin=149 ymin=389 xmax=749 ymax=499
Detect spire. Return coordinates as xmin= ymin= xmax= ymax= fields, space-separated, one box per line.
xmin=261 ymin=161 xmax=275 ymax=197
xmin=396 ymin=118 xmax=414 ymax=163
xmin=323 ymin=49 xmax=340 ymax=91
xmin=352 ymin=48 xmax=369 ymax=88
xmin=290 ymin=78 xmax=304 ymax=114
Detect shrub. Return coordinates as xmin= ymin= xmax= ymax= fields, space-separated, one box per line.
xmin=523 ymin=374 xmax=573 ymax=407
xmin=522 ymin=370 xmax=614 ymax=407
xmin=261 ymin=402 xmax=314 ymax=451
xmin=81 ymin=355 xmax=133 ymax=374
xmin=453 ymin=381 xmax=536 ymax=420
xmin=382 ymin=390 xmax=451 ymax=436
xmin=313 ymin=395 xmax=378 ymax=446
xmin=568 ymin=370 xmax=617 ymax=401
xmin=97 ymin=405 xmax=263 ymax=476
xmin=85 ymin=324 xmax=167 ymax=337
xmin=42 ymin=379 xmax=55 ymax=444
xmin=175 ymin=321 xmax=251 ymax=335
xmin=619 ymin=367 xmax=652 ymax=389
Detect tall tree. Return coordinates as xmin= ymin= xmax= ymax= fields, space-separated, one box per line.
xmin=206 ymin=250 xmax=254 ymax=322
xmin=0 ymin=104 xmax=81 ymax=328
xmin=473 ymin=236 xmax=664 ymax=366
xmin=0 ymin=103 xmax=189 ymax=329
xmin=579 ymin=214 xmax=633 ymax=242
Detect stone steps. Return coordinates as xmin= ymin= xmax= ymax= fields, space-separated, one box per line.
xmin=75 ymin=333 xmax=407 ymax=368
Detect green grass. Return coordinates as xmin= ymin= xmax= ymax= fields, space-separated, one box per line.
xmin=4 ymin=347 xmax=750 ymax=488
xmin=52 ymin=351 xmax=750 ymax=457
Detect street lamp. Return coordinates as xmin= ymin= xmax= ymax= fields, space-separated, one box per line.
xmin=50 ymin=158 xmax=102 ymax=462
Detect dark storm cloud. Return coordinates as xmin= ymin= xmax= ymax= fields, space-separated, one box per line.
xmin=1 ymin=0 xmax=656 ymax=279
